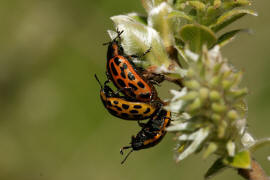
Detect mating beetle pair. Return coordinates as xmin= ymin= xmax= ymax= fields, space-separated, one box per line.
xmin=96 ymin=31 xmax=171 ymax=163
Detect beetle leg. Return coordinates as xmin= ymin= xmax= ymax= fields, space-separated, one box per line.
xmin=137 ymin=120 xmax=146 ymax=127
xmin=149 ymin=79 xmax=161 ymax=86
xmin=115 ymin=87 xmax=132 ymax=96
xmin=106 ymin=71 xmax=112 ymax=81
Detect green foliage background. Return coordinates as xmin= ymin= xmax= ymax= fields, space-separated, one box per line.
xmin=0 ymin=0 xmax=269 ymax=179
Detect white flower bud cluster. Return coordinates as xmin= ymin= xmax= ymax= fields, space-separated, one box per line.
xmin=166 ymin=46 xmax=248 ymax=162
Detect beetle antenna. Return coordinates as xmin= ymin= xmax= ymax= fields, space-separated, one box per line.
xmin=115 ymin=29 xmax=124 ymax=41
xmin=94 ymin=74 xmax=103 ymax=89
xmin=120 ymin=147 xmax=133 ymax=165
xmin=102 ymin=30 xmax=124 ymax=46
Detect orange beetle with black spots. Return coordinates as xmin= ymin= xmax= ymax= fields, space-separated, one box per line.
xmin=120 ymin=109 xmax=171 ymax=164
xmin=95 ymin=74 xmax=161 ymax=121
xmin=105 ymin=31 xmax=158 ymax=102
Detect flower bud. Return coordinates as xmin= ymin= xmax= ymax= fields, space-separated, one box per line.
xmin=184 ymin=80 xmax=200 ymax=90
xmin=209 ymin=90 xmax=221 ymax=101
xmin=186 ymin=98 xmax=201 ymax=112
xmin=199 ymin=87 xmax=209 ymax=101
xmin=226 ymin=140 xmax=235 ymax=157
xmin=218 ymin=121 xmax=227 ymax=138
xmin=211 ymin=113 xmax=221 ymax=123
xmin=227 ymin=110 xmax=239 ymax=120
xmin=186 ymin=69 xmax=195 ymax=78
xmin=222 ymin=80 xmax=233 ymax=90
xmin=214 ymin=0 xmax=221 ymax=8
xmin=229 ymin=88 xmax=248 ymax=99
xmin=210 ymin=76 xmax=222 ymax=87
xmin=182 ymin=91 xmax=199 ymax=101
xmin=211 ymin=103 xmax=227 ymax=113
xmin=203 ymin=142 xmax=218 ymax=159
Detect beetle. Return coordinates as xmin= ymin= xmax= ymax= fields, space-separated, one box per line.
xmin=120 ymin=109 xmax=171 ymax=164
xmin=104 ymin=31 xmax=158 ymax=102
xmin=95 ymin=74 xmax=161 ymax=120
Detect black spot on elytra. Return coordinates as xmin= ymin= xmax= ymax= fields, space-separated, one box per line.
xmin=117 ymin=79 xmax=126 ymax=87
xmin=108 ymin=109 xmax=118 ymax=115
xmin=137 ymin=81 xmax=145 ymax=88
xmin=130 ymin=110 xmax=139 ymax=114
xmin=140 ymin=93 xmax=150 ymax=99
xmin=113 ymin=101 xmax=119 ymax=104
xmin=122 ymin=63 xmax=128 ymax=69
xmin=128 ymin=83 xmax=138 ymax=90
xmin=133 ymin=105 xmax=142 ymax=109
xmin=110 ymin=62 xmax=118 ymax=76
xmin=122 ymin=104 xmax=129 ymax=109
xmin=121 ymin=113 xmax=129 ymax=118
xmin=116 ymin=106 xmax=122 ymax=111
xmin=114 ymin=57 xmax=121 ymax=65
xmin=144 ymin=108 xmax=151 ymax=114
xmin=120 ymin=69 xmax=126 ymax=79
xmin=128 ymin=72 xmax=135 ymax=80
xmin=107 ymin=101 xmax=112 ymax=106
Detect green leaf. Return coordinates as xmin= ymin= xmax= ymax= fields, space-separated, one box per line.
xmin=205 ymin=6 xmax=222 ymax=25
xmin=223 ymin=150 xmax=251 ymax=169
xmin=216 ymin=29 xmax=250 ymax=47
xmin=179 ymin=24 xmax=217 ymax=53
xmin=223 ymin=0 xmax=251 ymax=10
xmin=168 ymin=10 xmax=194 ymax=22
xmin=249 ymin=138 xmax=270 ymax=152
xmin=205 ymin=158 xmax=227 ymax=179
xmin=210 ymin=9 xmax=258 ymax=32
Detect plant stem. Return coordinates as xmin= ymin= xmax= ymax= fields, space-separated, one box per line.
xmin=238 ymin=159 xmax=269 ymax=180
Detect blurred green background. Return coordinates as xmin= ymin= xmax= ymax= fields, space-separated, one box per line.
xmin=0 ymin=0 xmax=269 ymax=179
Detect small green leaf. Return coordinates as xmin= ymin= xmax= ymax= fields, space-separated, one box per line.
xmin=223 ymin=0 xmax=251 ymax=10
xmin=216 ymin=29 xmax=250 ymax=47
xmin=205 ymin=6 xmax=222 ymax=25
xmin=179 ymin=24 xmax=217 ymax=53
xmin=168 ymin=10 xmax=194 ymax=22
xmin=223 ymin=150 xmax=251 ymax=169
xmin=205 ymin=158 xmax=227 ymax=179
xmin=210 ymin=9 xmax=258 ymax=32
xmin=249 ymin=138 xmax=270 ymax=152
